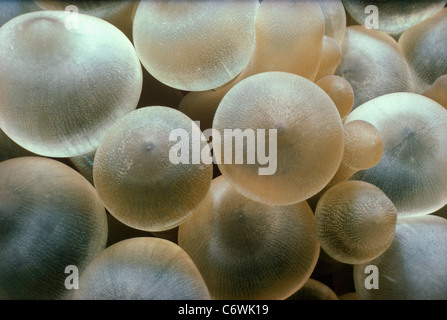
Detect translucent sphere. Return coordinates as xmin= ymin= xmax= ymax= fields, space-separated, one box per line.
xmin=178 ymin=86 xmax=231 ymax=132
xmin=398 ymin=9 xmax=447 ymax=93
xmin=318 ymin=0 xmax=346 ymax=44
xmin=347 ymin=92 xmax=447 ymax=216
xmin=71 ymin=237 xmax=210 ymax=300
xmin=93 ymin=106 xmax=213 ymax=232
xmin=287 ymin=278 xmax=339 ymax=300
xmin=239 ymin=0 xmax=325 ymax=81
xmin=315 ymin=180 xmax=397 ymax=264
xmin=212 ymin=71 xmax=344 ymax=205
xmin=335 ymin=26 xmax=414 ymax=110
xmin=133 ymin=0 xmax=259 ymax=91
xmin=342 ymin=0 xmax=447 ymax=35
xmin=0 ymin=11 xmax=142 ymax=158
xmin=316 ymin=75 xmax=354 ymax=121
xmin=423 ymin=75 xmax=447 ymax=109
xmin=0 ymin=0 xmax=41 ymax=26
xmin=354 ymin=215 xmax=447 ymax=300
xmin=0 ymin=128 xmax=36 ymax=162
xmin=35 ymin=0 xmax=136 ymax=39
xmin=315 ymin=36 xmax=342 ymax=81
xmin=178 ymin=176 xmax=320 ymax=300
xmin=0 ymin=157 xmax=108 ymax=299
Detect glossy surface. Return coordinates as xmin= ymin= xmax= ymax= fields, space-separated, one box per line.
xmin=0 ymin=11 xmax=142 ymax=158
xmin=315 ymin=180 xmax=397 ymax=264
xmin=399 ymin=9 xmax=447 ymax=93
xmin=335 ymin=26 xmax=414 ymax=110
xmin=0 ymin=157 xmax=108 ymax=299
xmin=178 ymin=176 xmax=320 ymax=300
xmin=213 ymin=71 xmax=344 ymax=205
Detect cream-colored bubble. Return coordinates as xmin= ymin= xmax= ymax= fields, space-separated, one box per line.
xmin=342 ymin=0 xmax=447 ymax=35
xmin=347 ymin=92 xmax=447 ymax=216
xmin=399 ymin=9 xmax=447 ymax=93
xmin=315 ymin=180 xmax=397 ymax=265
xmin=0 ymin=157 xmax=108 ymax=299
xmin=335 ymin=26 xmax=414 ymax=110
xmin=35 ymin=0 xmax=136 ymax=38
xmin=317 ymin=0 xmax=346 ymax=44
xmin=93 ymin=106 xmax=213 ymax=232
xmin=0 ymin=11 xmax=142 ymax=158
xmin=72 ymin=237 xmax=210 ymax=300
xmin=354 ymin=215 xmax=447 ymax=300
xmin=178 ymin=176 xmax=320 ymax=300
xmin=213 ymin=71 xmax=344 ymax=205
xmin=133 ymin=0 xmax=259 ymax=91
xmin=329 ymin=120 xmax=383 ymax=186
xmin=423 ymin=75 xmax=447 ymax=109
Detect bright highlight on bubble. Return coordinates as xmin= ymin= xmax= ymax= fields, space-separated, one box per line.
xmin=93 ymin=106 xmax=213 ymax=232
xmin=0 ymin=10 xmax=142 ymax=158
xmin=178 ymin=176 xmax=320 ymax=300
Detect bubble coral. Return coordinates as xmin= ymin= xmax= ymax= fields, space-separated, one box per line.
xmin=329 ymin=120 xmax=383 ymax=186
xmin=178 ymin=176 xmax=320 ymax=300
xmin=71 ymin=237 xmax=210 ymax=300
xmin=353 ymin=215 xmax=447 ymax=300
xmin=316 ymin=75 xmax=354 ymax=121
xmin=0 ymin=0 xmax=42 ymax=27
xmin=286 ymin=278 xmax=339 ymax=300
xmin=0 ymin=157 xmax=108 ymax=299
xmin=133 ymin=0 xmax=259 ymax=91
xmin=423 ymin=75 xmax=447 ymax=109
xmin=317 ymin=0 xmax=346 ymax=45
xmin=93 ymin=106 xmax=213 ymax=232
xmin=0 ymin=11 xmax=143 ymax=158
xmin=34 ymin=0 xmax=136 ymax=38
xmin=347 ymin=92 xmax=447 ymax=216
xmin=315 ymin=180 xmax=397 ymax=265
xmin=212 ymin=71 xmax=344 ymax=205
xmin=398 ymin=8 xmax=447 ymax=93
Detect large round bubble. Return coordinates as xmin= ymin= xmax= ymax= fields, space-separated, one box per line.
xmin=178 ymin=176 xmax=320 ymax=300
xmin=315 ymin=180 xmax=397 ymax=265
xmin=346 ymin=92 xmax=447 ymax=216
xmin=0 ymin=157 xmax=108 ymax=299
xmin=0 ymin=11 xmax=142 ymax=158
